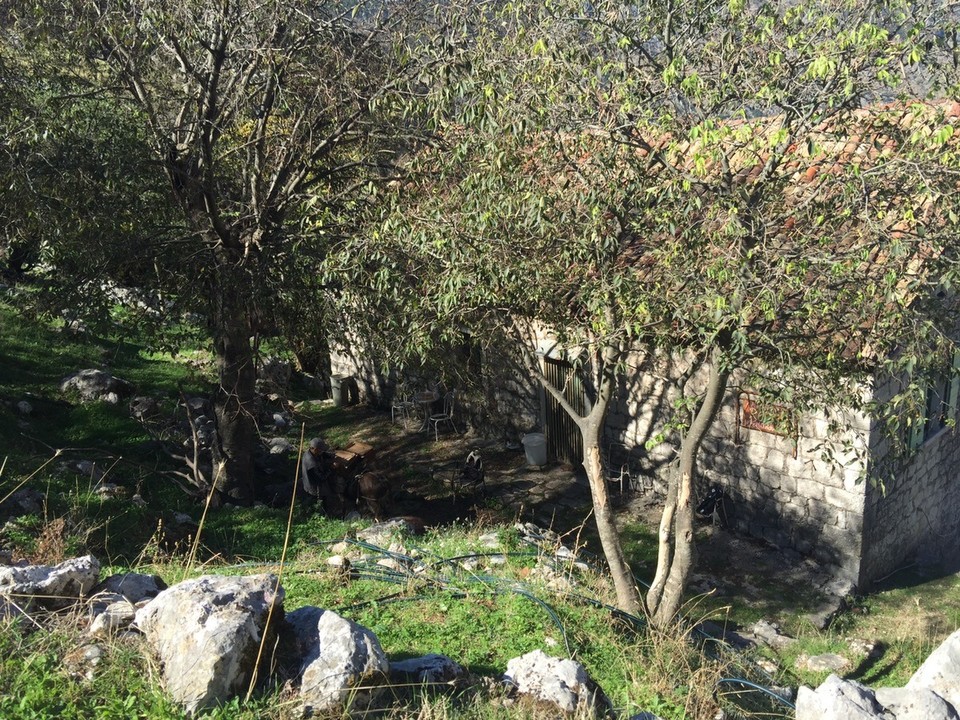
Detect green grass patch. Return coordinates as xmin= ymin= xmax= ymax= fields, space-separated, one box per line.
xmin=3 ymin=299 xmax=946 ymax=719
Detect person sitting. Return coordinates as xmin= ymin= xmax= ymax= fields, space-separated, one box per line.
xmin=301 ymin=437 xmax=338 ymax=512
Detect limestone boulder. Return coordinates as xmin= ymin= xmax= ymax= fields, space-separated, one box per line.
xmin=796 ymin=652 xmax=850 ymax=673
xmin=0 ymin=555 xmax=100 ymax=609
xmin=88 ymin=599 xmax=137 ymax=638
xmin=907 ymin=628 xmax=960 ymax=709
xmin=0 ymin=487 xmax=44 ymax=516
xmin=134 ymin=574 xmax=284 ymax=714
xmin=357 ymin=517 xmax=424 ymax=546
xmin=60 ymin=369 xmax=133 ymax=404
xmin=876 ymin=685 xmax=959 ymax=720
xmin=750 ymin=619 xmax=796 ymax=650
xmin=129 ymin=396 xmax=160 ymax=420
xmin=796 ymin=674 xmax=892 ymax=720
xmin=504 ymin=649 xmax=607 ymax=715
xmin=266 ymin=437 xmax=293 ymax=455
xmin=286 ymin=606 xmax=390 ymax=717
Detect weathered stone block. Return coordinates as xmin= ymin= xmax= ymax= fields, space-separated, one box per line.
xmin=767 ymin=452 xmax=790 ymax=475
xmin=779 ymin=475 xmax=798 ymax=494
xmin=824 ymin=486 xmax=862 ymax=513
xmin=797 ymin=479 xmax=826 ymax=502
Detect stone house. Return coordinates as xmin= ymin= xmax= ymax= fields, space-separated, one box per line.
xmin=330 ymin=102 xmax=960 ymax=588
xmin=599 ymin=349 xmax=960 ymax=588
xmin=332 ymin=324 xmax=960 ymax=589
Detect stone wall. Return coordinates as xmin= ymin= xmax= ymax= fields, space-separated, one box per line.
xmin=331 ymin=330 xmax=909 ymax=583
xmin=329 ymin=327 xmax=542 ymax=441
xmin=602 ymin=351 xmax=870 ymax=581
xmin=859 ymin=377 xmax=960 ymax=586
xmin=330 ymin=336 xmax=394 ymax=407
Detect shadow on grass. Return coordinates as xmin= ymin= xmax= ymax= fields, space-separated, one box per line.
xmin=846 ymin=641 xmax=900 ymax=685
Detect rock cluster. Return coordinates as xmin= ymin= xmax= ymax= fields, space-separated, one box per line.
xmin=60 ymin=369 xmax=133 ymax=404
xmin=0 ymin=554 xmax=644 ymax=718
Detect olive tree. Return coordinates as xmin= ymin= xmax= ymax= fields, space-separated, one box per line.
xmin=336 ymin=0 xmax=960 ymax=624
xmin=12 ymin=0 xmax=433 ymax=501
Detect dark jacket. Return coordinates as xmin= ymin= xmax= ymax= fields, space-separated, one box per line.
xmin=301 ymin=450 xmax=332 ymax=497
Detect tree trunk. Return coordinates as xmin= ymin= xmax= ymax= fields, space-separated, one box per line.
xmin=583 ymin=426 xmax=642 ymax=614
xmin=210 ymin=263 xmax=258 ymax=505
xmin=645 ymin=473 xmax=678 ymax=613
xmin=649 ymin=347 xmax=730 ymax=627
xmin=532 ymin=339 xmax=643 ymax=613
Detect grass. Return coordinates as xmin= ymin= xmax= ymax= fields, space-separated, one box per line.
xmin=793 ymin=568 xmax=960 ymax=688
xmin=1 ymin=298 xmax=958 ymax=719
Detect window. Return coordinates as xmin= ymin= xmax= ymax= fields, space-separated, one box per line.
xmin=908 ymin=352 xmax=960 ymax=450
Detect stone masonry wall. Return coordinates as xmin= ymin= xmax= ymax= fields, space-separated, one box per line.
xmin=329 ymin=327 xmax=542 ymax=441
xmin=603 ymin=351 xmax=870 ymax=581
xmin=329 ymin=335 xmax=393 ymax=407
xmin=332 ymin=328 xmax=874 ymax=580
xmin=859 ymin=376 xmax=960 ymax=586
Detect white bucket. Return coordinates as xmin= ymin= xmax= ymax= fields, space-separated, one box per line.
xmin=521 ymin=433 xmax=547 ymax=466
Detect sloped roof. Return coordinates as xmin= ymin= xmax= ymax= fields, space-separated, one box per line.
xmin=608 ymin=101 xmax=960 ymax=364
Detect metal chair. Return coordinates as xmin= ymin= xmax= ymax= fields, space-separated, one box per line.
xmin=603 ymin=441 xmax=649 ymax=495
xmin=390 ymin=383 xmax=416 ymax=428
xmin=428 ymin=390 xmax=457 ymax=441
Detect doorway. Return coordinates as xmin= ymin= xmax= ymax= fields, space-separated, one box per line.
xmin=543 ymin=356 xmax=585 ymax=466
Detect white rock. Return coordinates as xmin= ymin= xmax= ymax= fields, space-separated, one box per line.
xmin=795 ymin=674 xmax=892 ymax=720
xmin=390 ymin=653 xmax=465 ymax=685
xmin=88 ymin=600 xmax=136 ymax=638
xmin=876 ymin=686 xmax=959 ymax=720
xmin=93 ymin=572 xmax=166 ymax=604
xmin=286 ymin=607 xmax=389 ymax=716
xmin=267 ymin=437 xmax=293 ymax=455
xmin=796 ymin=653 xmax=850 ymax=673
xmin=134 ymin=574 xmax=284 ymax=714
xmin=60 ymin=369 xmax=132 ymax=403
xmin=751 ymin=619 xmax=796 ymax=650
xmin=504 ymin=649 xmax=605 ymax=715
xmin=0 ymin=555 xmax=100 ymax=609
xmin=907 ymin=628 xmax=960 ymax=709
xmin=357 ymin=518 xmax=420 ymax=546
xmin=479 ymin=533 xmax=500 ymax=548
